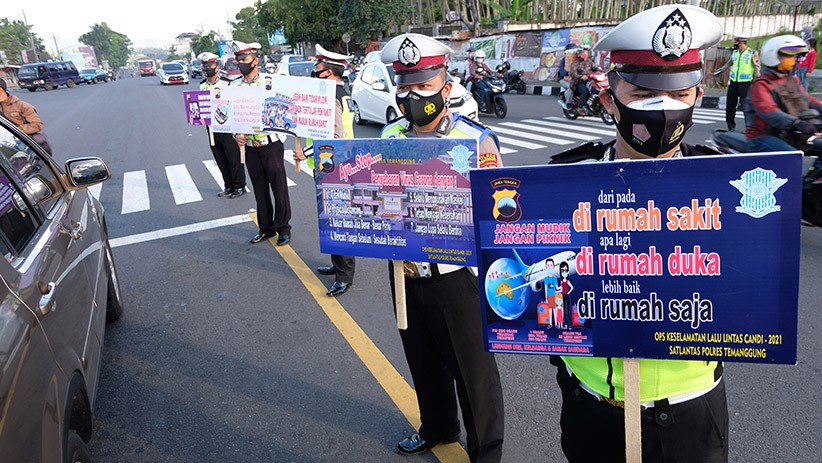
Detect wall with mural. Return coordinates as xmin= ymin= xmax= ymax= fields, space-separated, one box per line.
xmin=446 ymin=25 xmax=615 ymax=84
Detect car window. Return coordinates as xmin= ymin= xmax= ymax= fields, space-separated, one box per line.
xmin=0 ymin=166 xmax=39 ymax=260
xmin=288 ymin=62 xmax=314 ymax=77
xmin=360 ymin=65 xmax=374 ymax=85
xmin=162 ymin=63 xmax=184 ymax=72
xmin=0 ymin=123 xmax=61 ymax=214
xmin=372 ymin=65 xmax=387 ymax=84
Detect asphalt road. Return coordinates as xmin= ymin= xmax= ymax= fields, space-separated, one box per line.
xmin=16 ymin=76 xmax=822 ymax=462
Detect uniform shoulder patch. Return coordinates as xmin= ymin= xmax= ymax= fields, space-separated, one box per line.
xmin=479 ymin=152 xmax=499 ymax=168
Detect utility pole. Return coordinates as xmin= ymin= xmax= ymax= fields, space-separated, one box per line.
xmin=22 ymin=10 xmax=39 ymax=62
xmin=53 ymin=34 xmax=60 ymax=60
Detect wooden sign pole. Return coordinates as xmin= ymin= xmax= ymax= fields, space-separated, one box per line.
xmin=623 ymin=358 xmax=642 ymax=463
xmin=392 ymin=260 xmax=408 ymax=330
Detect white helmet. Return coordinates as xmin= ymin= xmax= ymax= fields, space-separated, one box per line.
xmin=761 ymin=35 xmax=808 ymax=67
xmin=474 ymin=49 xmax=486 ymax=60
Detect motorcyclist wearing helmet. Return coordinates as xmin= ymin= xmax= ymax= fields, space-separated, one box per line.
xmin=558 ymin=44 xmax=580 ymax=109
xmin=745 ymin=35 xmax=822 ymax=152
xmin=468 ymin=49 xmax=494 ymax=111
xmin=570 ymin=46 xmax=597 ymax=114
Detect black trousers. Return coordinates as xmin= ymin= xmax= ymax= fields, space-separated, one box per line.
xmin=245 ymin=140 xmax=291 ymax=235
xmin=330 ymin=254 xmax=355 ymax=283
xmin=389 ymin=266 xmax=504 ymax=463
xmin=726 ymin=80 xmax=751 ymax=130
xmin=555 ymin=363 xmax=729 ymax=463
xmin=210 ymin=132 xmax=245 ymax=191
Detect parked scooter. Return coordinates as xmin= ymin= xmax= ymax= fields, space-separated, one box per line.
xmin=559 ymin=70 xmax=615 ymax=125
xmin=709 ymin=113 xmax=822 ymax=226
xmin=468 ymin=76 xmax=508 ymax=118
xmin=496 ymin=61 xmax=527 ymax=95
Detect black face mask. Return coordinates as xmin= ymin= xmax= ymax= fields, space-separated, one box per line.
xmin=310 ymin=69 xmax=329 ymax=79
xmin=396 ymin=84 xmax=446 ymax=126
xmin=204 ymin=67 xmax=218 ymax=77
xmin=238 ymin=60 xmax=257 ymax=76
xmin=611 ymin=93 xmax=695 ymax=157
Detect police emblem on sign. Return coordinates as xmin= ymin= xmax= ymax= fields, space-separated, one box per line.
xmin=318 ymin=144 xmax=336 ymax=173
xmin=491 ymin=178 xmax=522 ymax=223
xmin=447 ymin=144 xmax=473 ymax=175
xmin=652 ymin=8 xmax=692 ymax=60
xmin=729 ymin=167 xmax=788 ymax=218
xmin=399 ymin=38 xmax=421 ymax=67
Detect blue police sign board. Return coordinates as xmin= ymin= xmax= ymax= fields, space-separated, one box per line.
xmin=314 ymin=138 xmax=479 ymax=265
xmin=470 ymin=153 xmax=802 ymax=364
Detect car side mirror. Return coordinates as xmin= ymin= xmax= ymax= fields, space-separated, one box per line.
xmin=65 ymin=158 xmax=110 ymax=187
xmin=372 ymin=81 xmax=387 ymax=92
xmin=12 ymin=176 xmax=53 ymax=212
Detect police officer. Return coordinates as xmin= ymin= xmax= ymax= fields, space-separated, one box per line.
xmin=231 ymin=41 xmax=292 ymax=246
xmin=293 ymin=44 xmax=357 ymax=296
xmin=380 ymin=33 xmax=505 ymax=462
xmin=550 ymin=5 xmax=729 ymax=462
xmin=199 ymin=52 xmax=246 ymax=199
xmin=713 ymin=34 xmax=760 ymax=131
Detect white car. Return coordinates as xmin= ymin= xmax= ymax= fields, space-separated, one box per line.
xmin=350 ymin=57 xmax=478 ymax=125
xmin=157 ymin=62 xmax=190 ymax=85
xmin=275 ymin=61 xmax=315 ymax=77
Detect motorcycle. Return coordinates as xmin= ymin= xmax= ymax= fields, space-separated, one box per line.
xmin=495 ymin=61 xmax=527 ymax=95
xmin=709 ymin=112 xmax=822 ymax=227
xmin=559 ymin=70 xmax=615 ymax=125
xmin=469 ymin=76 xmax=508 ymax=118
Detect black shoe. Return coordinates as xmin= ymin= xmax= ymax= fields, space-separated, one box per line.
xmin=317 ymin=265 xmax=336 ymax=275
xmin=396 ymin=432 xmax=460 ymax=456
xmin=250 ymin=231 xmax=275 ymax=244
xmin=228 ymin=188 xmax=246 ymax=199
xmin=217 ymin=188 xmax=232 ymax=197
xmin=326 ymin=281 xmax=351 ymax=296
xmin=276 ymin=233 xmax=291 ymax=246
xmin=728 ymin=123 xmax=736 ymax=132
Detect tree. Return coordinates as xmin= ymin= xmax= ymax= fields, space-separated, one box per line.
xmin=79 ymin=23 xmax=132 ymax=69
xmin=258 ymin=0 xmax=344 ymax=49
xmin=337 ymin=0 xmax=412 ymax=46
xmin=0 ymin=17 xmax=48 ymax=64
xmin=232 ymin=6 xmax=270 ymax=49
xmin=191 ymin=31 xmax=221 ymax=57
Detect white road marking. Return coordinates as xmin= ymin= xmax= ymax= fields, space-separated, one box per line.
xmin=487 ymin=125 xmax=574 ymax=145
xmin=121 ymin=171 xmax=150 ymax=214
xmin=166 ymin=164 xmax=203 ymax=205
xmin=202 ymin=160 xmax=251 ymax=192
xmin=110 ymin=214 xmax=253 ymax=248
xmin=500 ymin=121 xmax=600 ymax=141
xmin=496 ymin=136 xmax=547 ymax=150
xmin=500 ymin=147 xmax=518 ymax=154
xmin=522 ymin=118 xmax=615 ymax=136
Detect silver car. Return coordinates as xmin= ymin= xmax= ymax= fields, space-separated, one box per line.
xmin=0 ymin=115 xmax=122 ymax=462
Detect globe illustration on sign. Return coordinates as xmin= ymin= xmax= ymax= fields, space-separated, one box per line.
xmin=485 ymin=257 xmax=530 ymax=320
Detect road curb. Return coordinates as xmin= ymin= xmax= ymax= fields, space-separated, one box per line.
xmin=526 ymin=84 xmax=727 ymax=109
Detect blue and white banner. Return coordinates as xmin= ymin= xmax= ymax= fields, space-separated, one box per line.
xmin=471 ymin=153 xmax=802 ymax=364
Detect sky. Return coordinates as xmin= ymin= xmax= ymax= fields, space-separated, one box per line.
xmin=8 ymin=0 xmax=257 ymax=52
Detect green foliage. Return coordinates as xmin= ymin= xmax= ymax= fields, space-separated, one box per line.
xmin=480 ymin=0 xmax=533 ymax=22
xmin=258 ymin=0 xmax=344 ymax=48
xmin=0 ymin=17 xmax=48 ymax=64
xmin=166 ymin=46 xmax=181 ymax=61
xmin=232 ymin=6 xmax=270 ymax=49
xmin=337 ymin=0 xmax=411 ymax=46
xmin=79 ymin=23 xmax=132 ymax=69
xmin=191 ymin=32 xmax=221 ymax=57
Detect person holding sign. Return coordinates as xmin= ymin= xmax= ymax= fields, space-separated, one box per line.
xmin=549 ymin=5 xmax=729 ymax=463
xmin=293 ymin=44 xmax=357 ymax=297
xmin=231 ymin=41 xmax=292 ymax=246
xmin=199 ymin=52 xmax=246 ymax=199
xmin=380 ymin=33 xmax=505 ymax=462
